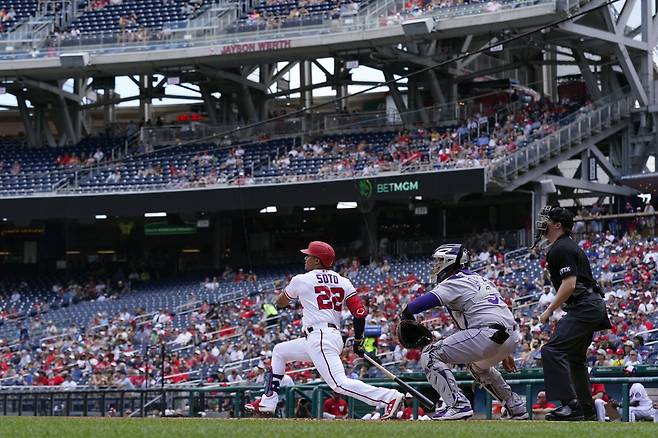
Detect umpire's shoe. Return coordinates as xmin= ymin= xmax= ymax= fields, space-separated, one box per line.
xmin=545 ymin=399 xmax=584 ymax=421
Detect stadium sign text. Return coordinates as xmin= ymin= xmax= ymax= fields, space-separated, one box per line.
xmin=219 ymin=39 xmax=292 ymax=55
xmin=376 ymin=180 xmax=419 ymax=194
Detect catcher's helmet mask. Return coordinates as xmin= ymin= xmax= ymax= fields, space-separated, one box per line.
xmin=430 ymin=244 xmax=469 ymax=285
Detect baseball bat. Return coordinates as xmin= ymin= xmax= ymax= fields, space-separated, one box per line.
xmin=362 ymin=354 xmax=435 ymax=410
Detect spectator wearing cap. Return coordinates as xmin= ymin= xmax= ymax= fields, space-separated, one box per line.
xmin=610 ymin=348 xmax=625 ymax=367
xmin=532 ymin=390 xmax=557 ymax=419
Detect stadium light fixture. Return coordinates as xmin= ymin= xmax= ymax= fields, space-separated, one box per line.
xmin=97 ymin=250 xmax=116 ymax=254
xmin=336 ymin=202 xmax=358 ymax=210
xmin=414 ymin=196 xmax=423 ymax=201
xmin=144 ymin=212 xmax=167 ymax=218
xmin=181 ymin=249 xmax=201 ymax=254
xmin=259 ymin=206 xmax=277 ymax=214
xmin=1 ymin=217 xmax=7 ymax=221
xmin=303 ymin=207 xmax=316 ymax=211
xmin=95 ymin=214 xmax=108 ymax=220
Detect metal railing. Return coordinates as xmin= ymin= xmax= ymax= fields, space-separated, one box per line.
xmin=489 ymin=93 xmax=633 ymax=183
xmin=0 ymin=373 xmax=654 ymax=420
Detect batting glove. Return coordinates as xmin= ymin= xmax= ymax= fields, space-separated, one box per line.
xmin=353 ymin=338 xmax=365 ymax=357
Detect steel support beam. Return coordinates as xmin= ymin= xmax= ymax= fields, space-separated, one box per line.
xmin=616 ymin=0 xmax=638 ymax=33
xmin=540 ymin=174 xmax=637 ymax=196
xmin=588 ymin=144 xmax=621 ymax=178
xmin=573 ymin=48 xmax=602 ymax=100
xmin=200 ymin=85 xmax=219 ymax=125
xmin=558 ymin=22 xmax=648 ymax=51
xmin=614 ymin=44 xmax=649 ymax=106
xmin=383 ymin=69 xmax=408 ymax=125
xmin=17 ymin=94 xmax=37 ymax=147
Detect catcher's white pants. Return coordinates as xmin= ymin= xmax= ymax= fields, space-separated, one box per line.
xmin=629 ymin=406 xmax=658 ymax=422
xmin=269 ymin=327 xmax=400 ymax=407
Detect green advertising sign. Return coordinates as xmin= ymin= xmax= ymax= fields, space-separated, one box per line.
xmin=144 ymin=221 xmax=197 ymax=236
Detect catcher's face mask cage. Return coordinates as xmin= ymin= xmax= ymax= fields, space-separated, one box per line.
xmin=532 ymin=205 xmax=553 ymax=249
xmin=430 ymin=244 xmax=468 ymax=284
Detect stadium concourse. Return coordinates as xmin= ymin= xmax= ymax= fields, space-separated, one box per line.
xmin=0 ymin=225 xmax=656 ymax=399
xmin=0 ymin=94 xmax=588 ymax=196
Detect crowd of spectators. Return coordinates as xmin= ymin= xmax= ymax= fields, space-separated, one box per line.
xmin=250 ymin=94 xmax=589 ymax=184
xmin=0 ymin=215 xmax=656 ymax=398
xmin=239 ymin=0 xmax=361 ymax=31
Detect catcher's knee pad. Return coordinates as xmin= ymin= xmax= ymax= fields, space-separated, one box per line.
xmin=420 ymin=341 xmax=448 ymax=372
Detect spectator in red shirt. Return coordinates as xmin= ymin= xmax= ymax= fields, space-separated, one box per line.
xmin=532 ymin=391 xmax=557 ymax=419
xmin=323 ymin=392 xmax=348 ymax=419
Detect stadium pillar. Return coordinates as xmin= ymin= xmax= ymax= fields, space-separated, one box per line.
xmin=140 ymin=75 xmax=153 ymax=123
xmin=541 ymin=45 xmax=558 ymax=100
xmin=383 ymin=69 xmax=409 ymax=126
xmin=104 ymin=89 xmax=117 ymax=126
xmin=299 ymin=61 xmax=313 ymax=131
xmin=17 ymin=94 xmax=37 ymax=147
xmin=200 ymin=85 xmax=219 ymax=126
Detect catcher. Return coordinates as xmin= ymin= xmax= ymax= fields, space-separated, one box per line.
xmin=398 ymin=243 xmax=528 ymax=421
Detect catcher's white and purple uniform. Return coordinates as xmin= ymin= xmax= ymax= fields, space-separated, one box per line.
xmin=406 ymin=269 xmax=527 ymax=418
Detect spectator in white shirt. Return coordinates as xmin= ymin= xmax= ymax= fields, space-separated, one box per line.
xmin=538 ymin=286 xmax=555 ymax=308
xmin=61 ymin=374 xmax=78 ymax=390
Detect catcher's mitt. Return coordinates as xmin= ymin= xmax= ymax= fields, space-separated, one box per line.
xmin=396 ymin=320 xmax=434 ymax=349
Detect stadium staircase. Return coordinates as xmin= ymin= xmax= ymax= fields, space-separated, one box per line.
xmin=487 ymin=93 xmax=633 ymax=191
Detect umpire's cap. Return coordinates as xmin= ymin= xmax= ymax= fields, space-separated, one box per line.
xmin=548 ymin=207 xmax=574 ymax=231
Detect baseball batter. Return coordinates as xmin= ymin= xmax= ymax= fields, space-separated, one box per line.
xmin=400 ymin=243 xmax=527 ymax=420
xmin=245 ymin=241 xmax=405 ymax=418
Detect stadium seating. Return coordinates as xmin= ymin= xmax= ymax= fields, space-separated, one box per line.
xmin=0 ymin=97 xmax=591 ymax=196
xmin=0 ymin=0 xmax=37 ymax=33
xmin=65 ymin=0 xmax=209 ymax=37
xmin=0 ymin=137 xmax=120 ymax=196
xmin=230 ymin=0 xmax=366 ymax=33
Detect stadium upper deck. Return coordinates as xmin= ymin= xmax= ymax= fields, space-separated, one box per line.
xmin=0 ymin=0 xmax=564 ymax=77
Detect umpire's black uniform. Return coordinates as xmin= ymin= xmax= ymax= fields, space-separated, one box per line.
xmin=541 ymin=233 xmax=611 ymax=419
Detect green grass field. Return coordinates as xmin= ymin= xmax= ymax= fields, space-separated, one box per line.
xmin=0 ymin=417 xmax=655 ymax=438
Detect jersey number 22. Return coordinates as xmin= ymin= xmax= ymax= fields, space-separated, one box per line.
xmin=314 ymin=286 xmax=344 ymax=311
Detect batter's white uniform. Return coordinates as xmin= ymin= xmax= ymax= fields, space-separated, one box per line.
xmin=263 ymin=268 xmax=401 ymax=408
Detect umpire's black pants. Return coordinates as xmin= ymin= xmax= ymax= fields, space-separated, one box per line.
xmin=541 ymin=295 xmax=609 ymax=418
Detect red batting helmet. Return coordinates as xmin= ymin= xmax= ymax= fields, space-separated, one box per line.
xmin=300 ymin=241 xmax=335 ymax=268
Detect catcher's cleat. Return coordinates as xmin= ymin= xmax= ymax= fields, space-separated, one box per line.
xmin=431 ymin=404 xmax=473 ymax=421
xmin=244 ymin=397 xmax=276 ymax=415
xmin=500 ymin=406 xmax=529 ymax=420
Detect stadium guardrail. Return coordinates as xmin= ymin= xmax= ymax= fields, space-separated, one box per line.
xmin=488 ymin=93 xmax=633 ymax=184
xmin=1 ymin=370 xmax=656 ymax=421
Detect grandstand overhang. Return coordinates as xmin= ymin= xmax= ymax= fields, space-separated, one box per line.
xmin=0 ymin=168 xmax=486 ymax=220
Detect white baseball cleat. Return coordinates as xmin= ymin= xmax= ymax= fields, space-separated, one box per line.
xmin=244 ymin=396 xmax=276 ymax=415
xmin=431 ymin=404 xmax=474 ymax=420
xmin=380 ymin=393 xmax=405 ymax=420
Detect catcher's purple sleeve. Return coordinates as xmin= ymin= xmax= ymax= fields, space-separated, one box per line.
xmin=407 ymin=293 xmax=441 ymax=315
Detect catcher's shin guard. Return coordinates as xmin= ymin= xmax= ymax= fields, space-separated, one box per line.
xmin=420 ymin=343 xmax=469 ymax=407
